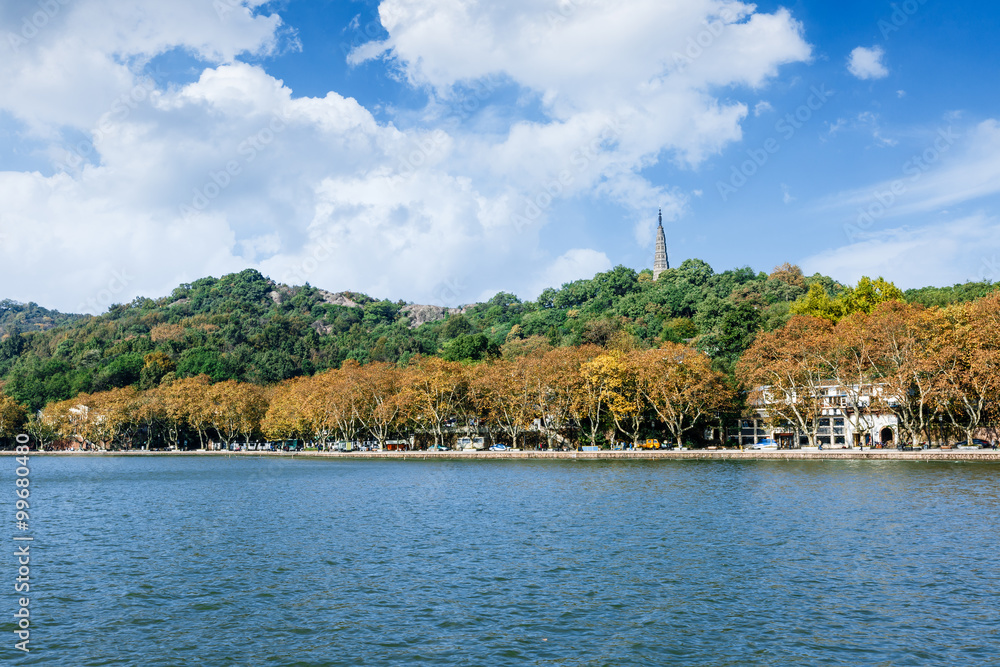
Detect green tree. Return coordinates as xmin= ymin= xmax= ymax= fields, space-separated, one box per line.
xmin=442 ymin=333 xmax=496 ymax=362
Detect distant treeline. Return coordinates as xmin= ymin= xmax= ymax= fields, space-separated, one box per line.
xmin=0 ymin=263 xmax=994 ymax=432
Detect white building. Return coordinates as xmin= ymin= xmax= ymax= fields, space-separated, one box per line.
xmin=734 ymin=382 xmax=900 ymax=449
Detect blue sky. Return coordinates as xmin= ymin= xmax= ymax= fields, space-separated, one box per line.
xmin=2 ymin=0 xmax=1000 ymax=313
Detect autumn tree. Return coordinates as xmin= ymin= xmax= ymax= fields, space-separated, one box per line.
xmin=937 ymin=294 xmax=1000 ymax=444
xmin=401 ymin=356 xmax=466 ymax=447
xmin=823 ymin=313 xmax=884 ymax=446
xmin=205 ymin=380 xmax=267 ymax=446
xmin=636 ymin=344 xmax=733 ymax=447
xmin=571 ymin=346 xmax=609 ymax=447
xmin=0 ymin=394 xmax=28 ymax=444
xmin=161 ymin=375 xmax=212 ymax=449
xmin=581 ymin=350 xmax=645 ymax=447
xmin=468 ymin=358 xmax=537 ymax=449
xmin=262 ymin=377 xmax=312 ymax=441
xmin=353 ymin=362 xmax=408 ymax=446
xmin=866 ymin=301 xmax=948 ymax=446
xmin=529 ymin=346 xmax=589 ymax=448
xmin=737 ymin=316 xmax=835 ymax=447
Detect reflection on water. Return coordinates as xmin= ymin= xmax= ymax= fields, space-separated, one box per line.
xmin=4 ymin=457 xmax=998 ymax=665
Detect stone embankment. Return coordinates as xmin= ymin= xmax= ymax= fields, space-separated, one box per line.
xmin=7 ymin=449 xmax=1000 ymax=461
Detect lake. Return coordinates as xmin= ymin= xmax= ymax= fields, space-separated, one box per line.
xmin=3 ymin=456 xmax=999 ymax=665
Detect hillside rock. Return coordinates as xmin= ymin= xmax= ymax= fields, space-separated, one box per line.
xmin=400 ymin=304 xmax=466 ymax=328
xmin=318 ymin=290 xmax=363 ymax=309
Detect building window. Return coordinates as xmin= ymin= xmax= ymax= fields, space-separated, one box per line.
xmin=818 ymin=436 xmax=831 ymax=445
xmin=742 ymin=420 xmax=753 ymax=429
xmin=819 ymin=418 xmax=830 ymax=427
xmin=742 ymin=437 xmax=754 ymax=446
xmin=835 ymin=436 xmax=846 ymax=445
xmin=834 ymin=418 xmax=844 ymax=426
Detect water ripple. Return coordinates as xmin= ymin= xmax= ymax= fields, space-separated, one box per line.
xmin=2 ymin=458 xmax=998 ymax=665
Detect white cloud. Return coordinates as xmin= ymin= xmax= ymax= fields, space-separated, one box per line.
xmin=847 ymin=46 xmax=889 ymax=80
xmin=781 ymin=184 xmax=794 ymax=204
xmin=819 ymin=120 xmax=1000 ymax=222
xmin=532 ymin=249 xmax=613 ymax=297
xmin=754 ymin=101 xmax=774 ymax=117
xmin=0 ymin=0 xmax=813 ymax=311
xmin=801 ymin=214 xmax=1000 ymax=288
xmin=0 ymin=0 xmax=282 ymax=133
xmin=358 ymin=0 xmax=811 ymax=200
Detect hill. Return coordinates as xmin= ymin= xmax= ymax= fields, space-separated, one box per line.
xmin=0 ymin=264 xmax=995 ymax=412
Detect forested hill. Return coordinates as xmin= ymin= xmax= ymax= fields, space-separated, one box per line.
xmin=0 ymin=264 xmax=995 ymax=411
xmin=0 ymin=300 xmax=84 ymax=335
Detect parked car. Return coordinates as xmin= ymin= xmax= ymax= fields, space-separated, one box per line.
xmin=489 ymin=444 xmax=509 ymax=451
xmin=751 ymin=439 xmax=778 ymax=450
xmin=955 ymin=439 xmax=992 ymax=449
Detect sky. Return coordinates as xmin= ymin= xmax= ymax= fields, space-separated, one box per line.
xmin=2 ymin=0 xmax=1000 ymax=314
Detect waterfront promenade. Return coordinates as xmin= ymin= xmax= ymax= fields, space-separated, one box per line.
xmin=5 ymin=449 xmax=1000 ymax=462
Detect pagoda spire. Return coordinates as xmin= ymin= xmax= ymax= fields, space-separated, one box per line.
xmin=653 ymin=208 xmax=669 ymax=280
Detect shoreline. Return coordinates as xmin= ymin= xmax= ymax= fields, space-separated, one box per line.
xmin=4 ymin=449 xmax=1000 ymax=462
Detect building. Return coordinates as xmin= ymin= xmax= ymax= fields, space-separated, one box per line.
xmin=734 ymin=381 xmax=900 ymax=449
xmin=653 ymin=209 xmax=669 ymax=280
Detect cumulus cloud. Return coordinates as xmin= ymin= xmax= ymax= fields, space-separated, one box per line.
xmin=847 ymin=46 xmax=889 ymax=80
xmin=531 ymin=249 xmax=613 ymax=297
xmin=0 ymin=0 xmax=813 ymax=311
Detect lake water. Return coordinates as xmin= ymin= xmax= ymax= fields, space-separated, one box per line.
xmin=3 ymin=456 xmax=999 ymax=665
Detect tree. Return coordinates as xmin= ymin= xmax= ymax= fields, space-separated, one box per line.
xmin=205 ymin=380 xmax=267 ymax=446
xmin=636 ymin=344 xmax=733 ymax=447
xmin=737 ymin=316 xmax=835 ymax=447
xmin=570 ymin=345 xmax=608 ymax=448
xmin=840 ymin=276 xmax=905 ymax=316
xmin=0 ymin=394 xmax=28 ymax=444
xmin=401 ymin=356 xmax=466 ymax=447
xmin=353 ymin=362 xmax=408 ymax=446
xmin=937 ymin=295 xmax=1000 ymax=444
xmin=139 ymin=351 xmax=176 ymax=389
xmin=442 ymin=333 xmax=495 ymax=362
xmin=789 ymin=284 xmax=843 ymax=323
xmin=161 ymin=375 xmax=212 ymax=449
xmin=262 ymin=378 xmax=312 ymax=442
xmin=769 ymin=263 xmax=806 ymax=289
xmin=866 ymin=301 xmax=947 ymax=446
xmin=468 ymin=358 xmax=537 ymax=449
xmin=581 ymin=350 xmax=645 ymax=447
xmin=530 ymin=347 xmax=591 ymax=448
